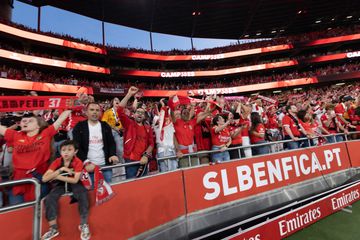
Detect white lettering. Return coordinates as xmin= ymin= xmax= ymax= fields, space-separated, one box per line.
xmin=253 ymin=162 xmax=268 ymax=187
xmin=221 ymin=169 xmax=238 ymax=196
xmin=237 ymin=165 xmax=253 ymax=191
xmin=281 ymin=157 xmax=293 ymax=180
xmin=299 ymin=154 xmax=311 ymax=175
xmin=267 ymin=159 xmax=283 ymax=184
xmin=346 ymin=51 xmax=360 ymax=58
xmin=203 ymin=172 xmax=220 ymax=200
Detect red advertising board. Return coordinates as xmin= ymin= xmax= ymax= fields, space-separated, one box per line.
xmin=119 ymin=44 xmax=293 ymax=61
xmin=183 ymin=143 xmax=350 ymax=213
xmin=0 ymin=49 xmax=110 ymax=74
xmin=0 ymin=23 xmax=106 ymax=54
xmin=0 ymin=78 xmax=93 ymax=94
xmin=0 ymin=206 xmax=34 ymax=240
xmin=40 ymin=171 xmax=186 ymax=240
xmin=226 ymin=181 xmax=360 ymax=240
xmin=346 ymin=141 xmax=360 ymax=167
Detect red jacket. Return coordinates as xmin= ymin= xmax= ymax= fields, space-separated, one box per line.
xmin=118 ymin=107 xmax=154 ymax=160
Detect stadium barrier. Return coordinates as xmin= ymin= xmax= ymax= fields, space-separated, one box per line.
xmin=0 ymin=138 xmax=359 ymax=239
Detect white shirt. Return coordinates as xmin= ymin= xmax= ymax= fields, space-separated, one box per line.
xmin=87 ymin=121 xmax=105 ymax=166
xmin=153 ymin=123 xmax=175 ymax=153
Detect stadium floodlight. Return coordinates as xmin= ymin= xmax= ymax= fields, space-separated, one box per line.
xmin=244 ymin=34 xmax=249 ymax=37
xmin=315 ymin=20 xmax=321 ymax=23
xmin=331 ymin=18 xmax=335 ymax=21
xmin=346 ymin=15 xmax=353 ymax=19
xmin=271 ymin=30 xmax=277 ymax=33
xmin=279 ymin=29 xmax=285 ymax=32
xmin=336 ymin=83 xmax=345 ymax=86
xmin=273 ymin=90 xmax=282 ymax=93
xmin=256 ymin=33 xmax=261 ymax=36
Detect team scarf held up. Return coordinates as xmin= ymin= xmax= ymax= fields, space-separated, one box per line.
xmin=0 ymin=95 xmax=82 ymax=112
xmin=81 ymin=162 xmax=115 ymax=205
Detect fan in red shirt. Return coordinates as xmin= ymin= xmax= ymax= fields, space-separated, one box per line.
xmin=250 ymin=112 xmax=269 ymax=156
xmin=118 ymin=86 xmax=155 ymax=179
xmin=282 ymin=104 xmax=308 ymax=149
xmin=173 ymin=103 xmax=212 ymax=168
xmin=210 ymin=114 xmax=232 ymax=163
xmin=0 ymin=110 xmax=72 ymax=202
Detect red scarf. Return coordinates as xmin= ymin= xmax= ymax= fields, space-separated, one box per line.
xmin=81 ymin=163 xmax=115 ymax=205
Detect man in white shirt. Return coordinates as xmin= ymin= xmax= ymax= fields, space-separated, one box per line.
xmin=73 ymin=103 xmax=119 ymax=183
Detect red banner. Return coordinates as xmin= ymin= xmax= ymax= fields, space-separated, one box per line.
xmin=0 ymin=96 xmax=79 ymax=112
xmin=0 ymin=49 xmax=110 ymax=74
xmin=0 ymin=23 xmax=106 ymax=54
xmin=227 ymin=181 xmax=360 ymax=240
xmin=0 ymin=78 xmax=92 ymax=94
xmin=119 ymin=44 xmax=292 ymax=61
xmin=305 ymin=33 xmax=360 ymax=47
xmin=183 ymin=143 xmax=350 ymax=213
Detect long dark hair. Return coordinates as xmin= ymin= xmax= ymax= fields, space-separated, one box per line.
xmin=250 ymin=112 xmax=262 ymax=132
xmin=297 ymin=110 xmax=307 ymax=122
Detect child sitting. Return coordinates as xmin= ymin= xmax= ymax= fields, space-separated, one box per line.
xmin=41 ymin=140 xmax=90 ymax=240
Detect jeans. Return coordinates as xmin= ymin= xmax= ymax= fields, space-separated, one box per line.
xmin=284 ymin=135 xmax=300 ymax=150
xmin=89 ymin=168 xmax=113 ymax=185
xmin=157 ymin=151 xmax=177 ymax=172
xmin=229 ymin=144 xmax=242 ymax=160
xmin=44 ymin=184 xmax=89 ymax=224
xmin=326 ymin=134 xmax=344 ymax=144
xmin=125 ymin=159 xmax=147 ymax=179
xmin=211 ymin=146 xmax=230 ymax=163
xmin=252 ymin=141 xmax=270 ymax=156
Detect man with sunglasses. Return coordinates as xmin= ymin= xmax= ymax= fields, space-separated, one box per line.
xmin=118 ymin=87 xmax=155 ymax=179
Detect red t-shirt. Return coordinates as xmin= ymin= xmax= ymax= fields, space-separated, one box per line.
xmin=174 ymin=118 xmax=197 ymax=146
xmin=5 ymin=125 xmax=57 ymax=170
xmin=229 ymin=124 xmax=242 ymax=145
xmin=282 ymin=115 xmax=301 ymax=137
xmin=265 ymin=114 xmax=279 ymax=129
xmin=129 ymin=124 xmax=148 ymax=161
xmin=334 ymin=103 xmax=346 ymax=115
xmin=211 ymin=126 xmax=231 ymax=146
xmin=320 ymin=114 xmax=338 ymax=134
xmin=250 ymin=124 xmax=266 ymax=143
xmin=49 ymin=156 xmax=83 ymax=173
xmin=239 ymin=117 xmax=250 ymax=137
xmin=194 ymin=117 xmax=212 ymax=151
xmin=62 ymin=108 xmax=87 ymax=130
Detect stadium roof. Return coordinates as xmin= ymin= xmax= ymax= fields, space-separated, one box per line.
xmin=21 ymin=0 xmax=360 ymax=39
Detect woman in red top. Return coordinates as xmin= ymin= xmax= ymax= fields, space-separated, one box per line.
xmin=0 ymin=110 xmax=71 ymax=203
xmin=250 ymin=112 xmax=269 ymax=156
xmin=210 ymin=114 xmax=232 ymax=163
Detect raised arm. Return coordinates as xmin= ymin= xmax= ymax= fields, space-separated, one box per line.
xmin=120 ymin=86 xmax=139 ymax=108
xmin=53 ymin=110 xmax=72 ymax=131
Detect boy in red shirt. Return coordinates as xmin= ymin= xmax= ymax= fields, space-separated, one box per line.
xmin=41 ymin=140 xmax=90 ymax=240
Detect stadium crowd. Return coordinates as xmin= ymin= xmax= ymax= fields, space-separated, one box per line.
xmin=1 ymin=62 xmax=360 ymax=90
xmin=1 ymin=18 xmax=360 ymax=55
xmin=0 ymin=82 xmax=359 ymax=239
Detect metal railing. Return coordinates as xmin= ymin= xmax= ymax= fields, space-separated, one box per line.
xmin=0 ymin=178 xmax=41 ymax=240
xmin=98 ymin=132 xmax=360 ymax=179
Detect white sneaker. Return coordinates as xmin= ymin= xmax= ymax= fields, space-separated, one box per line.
xmin=41 ymin=228 xmax=59 ymax=240
xmin=79 ymin=224 xmax=91 ymax=240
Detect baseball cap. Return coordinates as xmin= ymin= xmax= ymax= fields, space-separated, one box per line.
xmin=343 ymin=95 xmax=355 ymax=102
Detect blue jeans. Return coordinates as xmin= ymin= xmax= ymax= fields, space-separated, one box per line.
xmin=89 ymin=168 xmax=113 ymax=185
xmin=211 ymin=146 xmax=230 ymax=163
xmin=157 ymin=151 xmax=177 ymax=172
xmin=125 ymin=159 xmax=147 ymax=179
xmin=284 ymin=136 xmax=300 ymax=150
xmin=252 ymin=141 xmax=270 ymax=156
